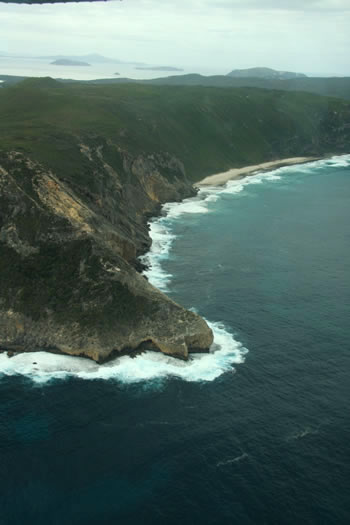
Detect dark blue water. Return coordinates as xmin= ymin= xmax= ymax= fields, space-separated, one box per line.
xmin=1 ymin=157 xmax=349 ymax=524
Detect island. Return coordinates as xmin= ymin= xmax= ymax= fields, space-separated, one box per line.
xmin=227 ymin=67 xmax=307 ymax=80
xmin=51 ymin=59 xmax=91 ymax=67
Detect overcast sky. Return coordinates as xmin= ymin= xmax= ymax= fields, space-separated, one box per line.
xmin=1 ymin=0 xmax=350 ymax=75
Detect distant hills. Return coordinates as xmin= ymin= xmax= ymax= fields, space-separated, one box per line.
xmin=227 ymin=67 xmax=307 ymax=80
xmin=39 ymin=54 xmax=147 ymax=66
xmin=42 ymin=53 xmax=125 ymax=64
xmin=80 ymin=74 xmax=350 ymax=101
xmin=0 ymin=52 xmax=147 ymax=66
xmin=1 ymin=70 xmax=350 ymax=101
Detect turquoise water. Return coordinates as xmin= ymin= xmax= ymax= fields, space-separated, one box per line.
xmin=0 ymin=155 xmax=349 ymax=523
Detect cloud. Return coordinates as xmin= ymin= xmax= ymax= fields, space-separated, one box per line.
xmin=210 ymin=0 xmax=350 ymax=10
xmin=0 ymin=0 xmax=349 ymax=75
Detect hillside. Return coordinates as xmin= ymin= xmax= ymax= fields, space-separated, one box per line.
xmin=1 ymin=80 xmax=350 ymax=180
xmin=0 ymin=79 xmax=349 ymax=362
xmin=140 ymin=75 xmax=350 ymax=101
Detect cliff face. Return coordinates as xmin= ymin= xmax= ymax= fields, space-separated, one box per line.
xmin=0 ymin=146 xmax=213 ymax=362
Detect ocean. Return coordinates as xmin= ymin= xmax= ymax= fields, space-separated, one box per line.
xmin=0 ymin=156 xmax=349 ymax=524
xmin=0 ymin=56 xmax=223 ymax=81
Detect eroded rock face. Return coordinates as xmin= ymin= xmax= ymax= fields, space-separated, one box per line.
xmin=0 ymin=148 xmax=213 ymax=362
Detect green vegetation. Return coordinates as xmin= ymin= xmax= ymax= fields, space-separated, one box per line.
xmin=1 ymin=78 xmax=349 ymax=183
xmin=1 ymin=243 xmax=148 ymax=328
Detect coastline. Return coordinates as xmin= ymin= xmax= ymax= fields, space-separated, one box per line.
xmin=2 ymin=154 xmax=348 ymax=382
xmin=195 ymin=156 xmax=323 ymax=187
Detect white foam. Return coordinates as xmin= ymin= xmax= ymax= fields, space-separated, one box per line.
xmin=163 ymin=196 xmax=213 ymax=218
xmin=142 ymin=167 xmax=287 ymax=289
xmin=0 ymin=321 xmax=247 ymax=384
xmin=140 ymin=191 xmax=220 ymax=290
xmin=326 ymin=158 xmax=349 ymax=167
xmin=139 ymin=221 xmax=176 ymax=291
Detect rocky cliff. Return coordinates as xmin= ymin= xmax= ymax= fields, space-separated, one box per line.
xmin=1 ymin=79 xmax=350 ymax=363
xmin=0 ymin=145 xmax=213 ymax=362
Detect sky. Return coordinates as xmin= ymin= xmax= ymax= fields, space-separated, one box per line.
xmin=1 ymin=0 xmax=350 ymax=76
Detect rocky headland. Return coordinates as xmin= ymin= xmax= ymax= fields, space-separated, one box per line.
xmin=0 ymin=148 xmax=213 ymax=362
xmin=0 ymin=79 xmax=349 ymax=363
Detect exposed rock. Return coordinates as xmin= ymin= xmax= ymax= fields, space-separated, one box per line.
xmin=0 ymin=147 xmax=213 ymax=362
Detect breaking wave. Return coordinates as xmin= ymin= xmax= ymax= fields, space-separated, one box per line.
xmin=0 ymin=321 xmax=247 ymax=384
xmin=140 ymin=167 xmax=285 ymax=291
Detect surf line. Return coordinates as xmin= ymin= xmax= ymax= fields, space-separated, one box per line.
xmin=4 ymin=156 xmax=348 ymax=384
xmin=195 ymin=156 xmax=324 ymax=187
xmin=143 ymin=154 xmax=350 ymax=292
xmin=139 ymin=154 xmax=350 ymax=380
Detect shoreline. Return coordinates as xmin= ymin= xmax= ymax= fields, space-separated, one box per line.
xmin=195 ymin=156 xmax=323 ymax=187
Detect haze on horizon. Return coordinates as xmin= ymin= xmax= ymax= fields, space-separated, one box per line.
xmin=1 ymin=0 xmax=350 ymax=77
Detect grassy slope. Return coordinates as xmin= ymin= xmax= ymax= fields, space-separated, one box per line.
xmin=0 ymin=79 xmax=349 ymax=182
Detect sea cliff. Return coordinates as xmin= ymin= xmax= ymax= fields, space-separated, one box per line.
xmin=0 ymin=79 xmax=349 ymax=362
xmin=0 ymin=148 xmax=213 ymax=361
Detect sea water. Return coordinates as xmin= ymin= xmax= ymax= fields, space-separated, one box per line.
xmin=0 ymin=156 xmax=349 ymax=524
xmin=0 ymin=56 xmax=224 ymax=82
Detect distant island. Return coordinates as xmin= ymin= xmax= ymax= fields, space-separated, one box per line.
xmin=40 ymin=54 xmax=147 ymax=66
xmin=227 ymin=67 xmax=307 ymax=80
xmin=135 ymin=66 xmax=183 ymax=72
xmin=51 ymin=59 xmax=91 ymax=67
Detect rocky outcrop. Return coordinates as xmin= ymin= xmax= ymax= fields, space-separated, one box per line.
xmin=0 ymin=147 xmax=213 ymax=362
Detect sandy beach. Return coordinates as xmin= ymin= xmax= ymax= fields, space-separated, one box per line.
xmin=196 ymin=157 xmax=321 ymax=187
